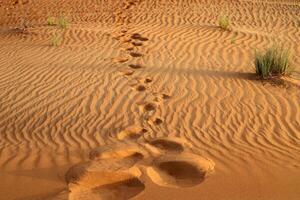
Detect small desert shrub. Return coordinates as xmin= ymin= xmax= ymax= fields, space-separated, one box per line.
xmin=254 ymin=46 xmax=290 ymax=79
xmin=58 ymin=15 xmax=68 ymax=29
xmin=219 ymin=15 xmax=230 ymax=30
xmin=51 ymin=33 xmax=61 ymax=46
xmin=47 ymin=17 xmax=56 ymax=26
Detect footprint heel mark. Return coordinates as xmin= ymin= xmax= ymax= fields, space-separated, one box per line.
xmin=146 ymin=153 xmax=215 ymax=188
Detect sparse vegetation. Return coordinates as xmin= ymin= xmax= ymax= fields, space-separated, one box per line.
xmin=47 ymin=17 xmax=56 ymax=26
xmin=231 ymin=32 xmax=238 ymax=44
xmin=254 ymin=45 xmax=290 ymax=79
xmin=51 ymin=33 xmax=61 ymax=46
xmin=219 ymin=14 xmax=230 ymax=30
xmin=58 ymin=15 xmax=68 ymax=29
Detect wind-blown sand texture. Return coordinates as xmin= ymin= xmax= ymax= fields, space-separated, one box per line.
xmin=0 ymin=0 xmax=300 ymax=199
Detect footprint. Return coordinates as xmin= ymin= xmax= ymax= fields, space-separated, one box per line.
xmin=153 ymin=117 xmax=163 ymax=125
xmin=89 ymin=143 xmax=146 ymax=162
xmin=136 ymin=85 xmax=146 ymax=92
xmin=153 ymin=93 xmax=171 ymax=103
xmin=129 ymin=64 xmax=143 ymax=69
xmin=113 ymin=56 xmax=129 ymax=63
xmin=65 ymin=157 xmax=145 ymax=200
xmin=146 ymin=153 xmax=215 ymax=188
xmin=132 ymin=41 xmax=143 ymax=46
xmin=147 ymin=137 xmax=187 ymax=153
xmin=131 ymin=33 xmax=149 ymax=41
xmin=126 ymin=47 xmax=134 ymax=51
xmin=138 ymin=37 xmax=149 ymax=42
xmin=161 ymin=94 xmax=171 ymax=99
xmin=123 ymin=70 xmax=134 ymax=76
xmin=91 ymin=178 xmax=145 ymax=200
xmin=144 ymin=77 xmax=152 ymax=83
xmin=130 ymin=52 xmax=143 ymax=57
xmin=115 ymin=126 xmax=148 ymax=141
xmin=131 ymin=33 xmax=142 ymax=40
xmin=143 ymin=102 xmax=156 ymax=112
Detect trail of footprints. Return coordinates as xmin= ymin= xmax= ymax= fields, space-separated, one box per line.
xmin=56 ymin=32 xmax=215 ymax=199
xmin=60 ymin=138 xmax=215 ymax=200
xmin=112 ymin=27 xmax=170 ymax=128
xmin=58 ymin=2 xmax=215 ymax=198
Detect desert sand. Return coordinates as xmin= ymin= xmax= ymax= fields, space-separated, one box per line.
xmin=0 ymin=0 xmax=300 ymax=199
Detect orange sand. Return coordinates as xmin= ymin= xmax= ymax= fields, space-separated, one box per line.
xmin=0 ymin=0 xmax=300 ymax=199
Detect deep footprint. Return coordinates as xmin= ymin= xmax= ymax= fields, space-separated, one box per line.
xmin=130 ymin=52 xmax=143 ymax=57
xmin=148 ymin=137 xmax=185 ymax=152
xmin=144 ymin=103 xmax=156 ymax=112
xmin=136 ymin=85 xmax=146 ymax=92
xmin=92 ymin=178 xmax=145 ymax=200
xmin=146 ymin=153 xmax=215 ymax=188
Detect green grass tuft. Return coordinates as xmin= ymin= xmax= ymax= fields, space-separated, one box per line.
xmin=47 ymin=17 xmax=56 ymax=26
xmin=219 ymin=15 xmax=230 ymax=30
xmin=51 ymin=33 xmax=61 ymax=46
xmin=254 ymin=45 xmax=290 ymax=79
xmin=58 ymin=15 xmax=68 ymax=29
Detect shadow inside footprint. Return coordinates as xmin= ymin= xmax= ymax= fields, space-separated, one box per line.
xmin=131 ymin=33 xmax=142 ymax=39
xmin=149 ymin=138 xmax=184 ymax=152
xmin=144 ymin=78 xmax=152 ymax=83
xmin=158 ymin=161 xmax=205 ymax=186
xmin=147 ymin=154 xmax=214 ymax=188
xmin=129 ymin=64 xmax=143 ymax=69
xmin=153 ymin=118 xmax=163 ymax=125
xmin=93 ymin=178 xmax=145 ymax=200
xmin=132 ymin=41 xmax=143 ymax=46
xmin=162 ymin=94 xmax=171 ymax=99
xmin=144 ymin=103 xmax=156 ymax=112
xmin=130 ymin=52 xmax=143 ymax=57
xmin=136 ymin=85 xmax=146 ymax=92
xmin=131 ymin=33 xmax=149 ymax=41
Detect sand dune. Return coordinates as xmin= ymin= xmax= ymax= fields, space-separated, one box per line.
xmin=0 ymin=0 xmax=300 ymax=199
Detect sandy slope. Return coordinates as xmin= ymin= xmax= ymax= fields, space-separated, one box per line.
xmin=0 ymin=0 xmax=300 ymax=199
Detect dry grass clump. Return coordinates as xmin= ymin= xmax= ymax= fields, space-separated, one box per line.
xmin=254 ymin=45 xmax=291 ymax=79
